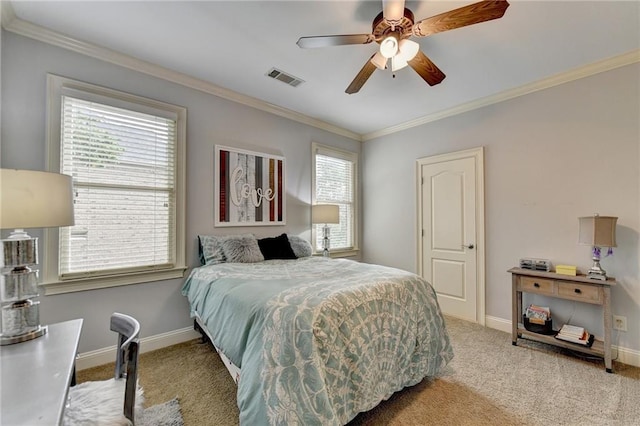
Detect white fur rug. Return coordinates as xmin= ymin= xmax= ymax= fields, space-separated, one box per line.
xmin=63 ymin=379 xmax=183 ymax=426
xmin=138 ymin=398 xmax=183 ymax=426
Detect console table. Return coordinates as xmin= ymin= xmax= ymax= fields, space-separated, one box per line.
xmin=1 ymin=318 xmax=83 ymax=424
xmin=509 ymin=268 xmax=615 ymax=373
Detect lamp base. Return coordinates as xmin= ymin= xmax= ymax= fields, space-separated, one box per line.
xmin=322 ymin=225 xmax=331 ymax=258
xmin=0 ymin=324 xmax=47 ymax=345
xmin=587 ymin=270 xmax=608 ymax=281
xmin=587 ymin=257 xmax=608 ymax=281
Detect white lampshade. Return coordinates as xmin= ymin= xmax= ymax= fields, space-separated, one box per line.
xmin=370 ymin=52 xmax=388 ymax=70
xmin=578 ymin=215 xmax=617 ymax=247
xmin=380 ymin=35 xmax=399 ymax=59
xmin=312 ymin=204 xmax=340 ymax=224
xmin=391 ymin=55 xmax=408 ymax=72
xmin=398 ymin=39 xmax=420 ymax=62
xmin=0 ymin=169 xmax=75 ymax=230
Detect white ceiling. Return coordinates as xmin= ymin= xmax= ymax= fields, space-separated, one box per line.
xmin=5 ymin=1 xmax=640 ymax=137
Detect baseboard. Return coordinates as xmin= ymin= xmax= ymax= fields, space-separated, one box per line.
xmin=485 ymin=315 xmax=640 ymax=368
xmin=76 ymin=326 xmax=200 ymax=371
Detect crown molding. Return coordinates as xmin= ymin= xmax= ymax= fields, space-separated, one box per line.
xmin=1 ymin=6 xmax=361 ymax=142
xmin=362 ymin=49 xmax=640 ymax=141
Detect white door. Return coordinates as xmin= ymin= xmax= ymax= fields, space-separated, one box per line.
xmin=417 ymin=147 xmax=484 ymax=324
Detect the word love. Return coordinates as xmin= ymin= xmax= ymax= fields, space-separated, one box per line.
xmin=230 ymin=166 xmax=275 ymax=207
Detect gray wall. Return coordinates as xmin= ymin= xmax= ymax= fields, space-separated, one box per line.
xmin=1 ymin=31 xmax=361 ymax=353
xmin=362 ymin=63 xmax=640 ymax=352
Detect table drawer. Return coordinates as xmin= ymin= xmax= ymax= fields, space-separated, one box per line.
xmin=557 ymin=282 xmax=602 ymax=304
xmin=520 ymin=277 xmax=554 ymax=295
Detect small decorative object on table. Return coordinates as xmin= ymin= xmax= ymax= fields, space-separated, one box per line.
xmin=555 ymin=265 xmax=577 ymax=276
xmin=519 ymin=258 xmax=551 ymax=272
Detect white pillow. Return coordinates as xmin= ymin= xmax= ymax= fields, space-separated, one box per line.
xmin=288 ymin=235 xmax=313 ymax=258
xmin=221 ymin=234 xmax=264 ymax=263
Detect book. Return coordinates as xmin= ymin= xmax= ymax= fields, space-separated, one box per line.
xmin=556 ymin=331 xmax=594 ymax=347
xmin=555 ymin=324 xmax=594 ymax=347
xmin=525 ymin=304 xmax=551 ymax=324
xmin=558 ymin=324 xmax=584 ymax=338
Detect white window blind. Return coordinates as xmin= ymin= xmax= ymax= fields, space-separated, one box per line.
xmin=313 ymin=145 xmax=357 ymax=252
xmin=59 ymin=95 xmax=177 ymax=278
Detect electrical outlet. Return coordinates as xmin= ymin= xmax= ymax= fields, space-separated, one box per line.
xmin=613 ymin=315 xmax=627 ymax=332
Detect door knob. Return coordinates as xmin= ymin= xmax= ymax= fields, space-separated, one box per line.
xmin=463 ymin=244 xmax=475 ymax=249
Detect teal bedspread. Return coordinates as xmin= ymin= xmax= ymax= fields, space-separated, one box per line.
xmin=182 ymin=257 xmax=453 ymax=425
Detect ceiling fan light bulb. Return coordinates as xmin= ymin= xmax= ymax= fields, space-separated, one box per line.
xmin=370 ymin=52 xmax=388 ymax=70
xmin=391 ymin=55 xmax=408 ymax=72
xmin=398 ymin=39 xmax=420 ymax=61
xmin=380 ymin=36 xmax=398 ymax=58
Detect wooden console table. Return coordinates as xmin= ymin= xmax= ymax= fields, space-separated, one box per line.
xmin=1 ymin=319 xmax=83 ymax=424
xmin=509 ymin=267 xmax=615 ymax=373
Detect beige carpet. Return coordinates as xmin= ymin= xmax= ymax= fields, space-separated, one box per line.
xmin=78 ymin=317 xmax=640 ymax=425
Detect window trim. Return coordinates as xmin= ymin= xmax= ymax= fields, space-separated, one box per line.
xmin=43 ymin=74 xmax=187 ymax=295
xmin=311 ymin=142 xmax=359 ymax=256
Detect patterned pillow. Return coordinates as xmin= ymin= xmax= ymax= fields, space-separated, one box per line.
xmin=258 ymin=234 xmax=297 ymax=260
xmin=221 ymin=234 xmax=264 ymax=263
xmin=198 ymin=235 xmax=227 ymax=265
xmin=288 ymin=235 xmax=313 ymax=258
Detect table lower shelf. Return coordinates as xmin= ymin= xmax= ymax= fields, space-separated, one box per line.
xmin=515 ymin=326 xmax=605 ymax=358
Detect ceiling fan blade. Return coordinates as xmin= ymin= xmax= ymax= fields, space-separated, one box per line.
xmin=413 ymin=0 xmax=510 ymax=37
xmin=382 ymin=0 xmax=406 ymax=23
xmin=345 ymin=55 xmax=378 ymax=94
xmin=408 ymin=51 xmax=446 ymax=86
xmin=297 ymin=34 xmax=375 ymax=48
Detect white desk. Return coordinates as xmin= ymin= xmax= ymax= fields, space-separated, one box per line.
xmin=1 ymin=319 xmax=83 ymax=425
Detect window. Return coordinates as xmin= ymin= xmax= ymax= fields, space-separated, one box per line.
xmin=312 ymin=143 xmax=358 ymax=255
xmin=44 ymin=75 xmax=186 ymax=294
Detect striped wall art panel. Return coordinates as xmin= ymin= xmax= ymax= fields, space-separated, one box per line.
xmin=215 ymin=145 xmax=285 ymax=226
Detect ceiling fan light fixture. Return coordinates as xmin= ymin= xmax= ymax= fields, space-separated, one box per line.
xmin=379 ymin=35 xmax=399 ymax=58
xmin=398 ymin=39 xmax=419 ymax=62
xmin=370 ymin=52 xmax=388 ymax=70
xmin=391 ymin=55 xmax=408 ymax=72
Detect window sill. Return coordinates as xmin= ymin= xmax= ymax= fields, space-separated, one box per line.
xmin=313 ymin=248 xmax=360 ymax=259
xmin=41 ymin=266 xmax=188 ymax=295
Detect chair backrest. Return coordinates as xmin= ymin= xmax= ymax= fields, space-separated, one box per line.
xmin=110 ymin=312 xmax=141 ymax=424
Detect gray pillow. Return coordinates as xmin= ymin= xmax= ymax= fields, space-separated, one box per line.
xmin=198 ymin=235 xmax=227 ymax=265
xmin=221 ymin=234 xmax=264 ymax=263
xmin=288 ymin=235 xmax=313 ymax=258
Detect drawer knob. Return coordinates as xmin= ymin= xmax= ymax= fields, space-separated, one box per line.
xmin=533 ymin=283 xmax=540 ymax=288
xmin=574 ymin=288 xmax=582 ymax=294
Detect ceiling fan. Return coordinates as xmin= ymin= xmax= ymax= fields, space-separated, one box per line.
xmin=297 ymin=0 xmax=510 ymax=94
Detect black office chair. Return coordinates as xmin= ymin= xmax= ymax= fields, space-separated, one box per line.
xmin=63 ymin=313 xmax=143 ymax=425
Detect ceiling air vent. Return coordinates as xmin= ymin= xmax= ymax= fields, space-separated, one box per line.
xmin=266 ymin=68 xmax=304 ymax=87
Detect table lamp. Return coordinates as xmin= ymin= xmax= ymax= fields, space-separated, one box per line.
xmin=578 ymin=214 xmax=617 ymax=281
xmin=311 ymin=204 xmax=340 ymax=257
xmin=0 ymin=169 xmax=74 ymax=345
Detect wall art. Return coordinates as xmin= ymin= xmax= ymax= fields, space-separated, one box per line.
xmin=215 ymin=145 xmax=285 ymax=227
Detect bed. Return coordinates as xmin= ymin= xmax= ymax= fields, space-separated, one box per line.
xmin=181 ymin=234 xmax=453 ymax=425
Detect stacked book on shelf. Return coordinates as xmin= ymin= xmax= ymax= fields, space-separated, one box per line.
xmin=555 ymin=324 xmax=594 ymax=347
